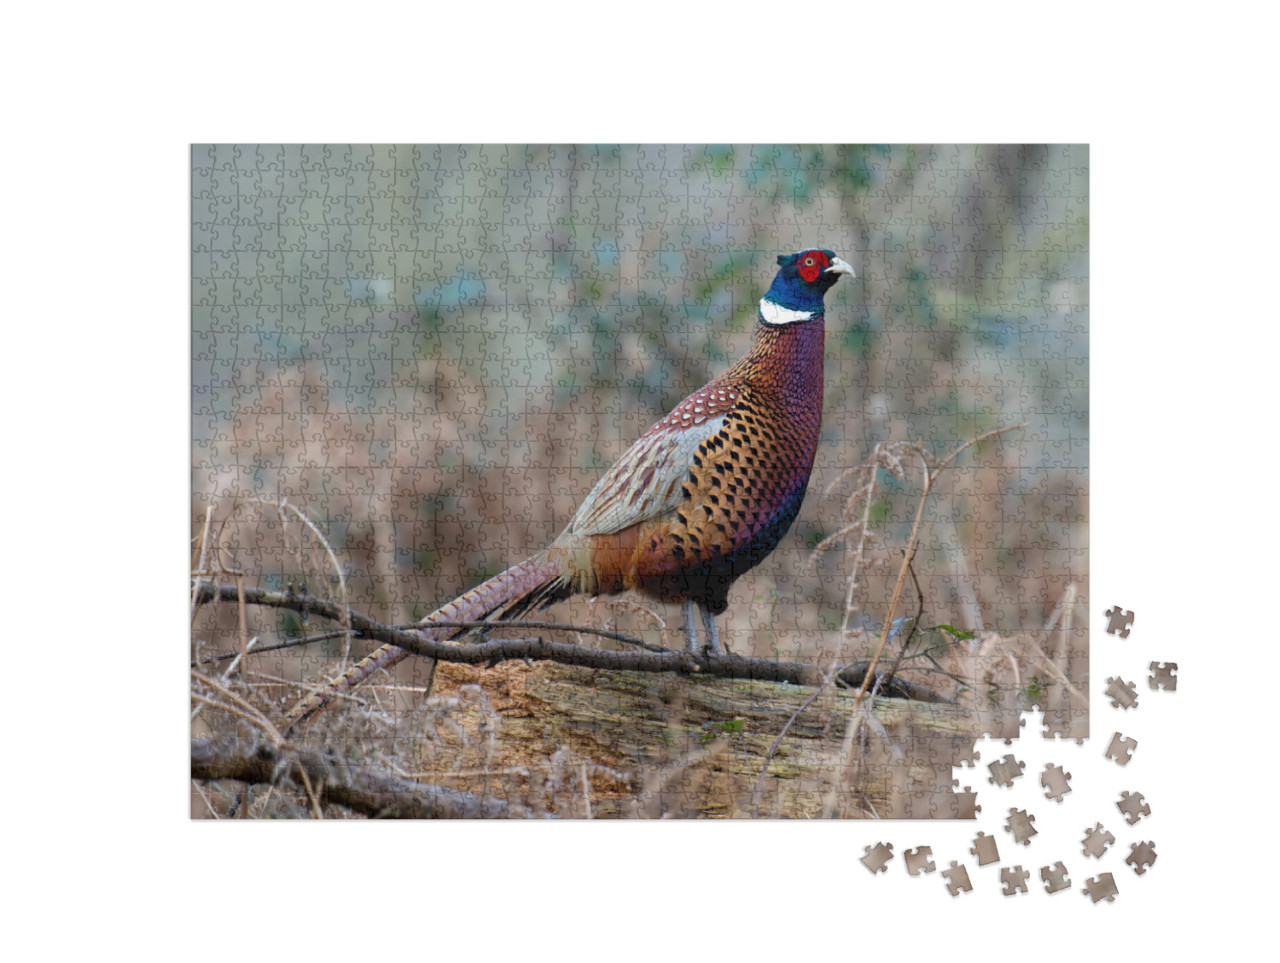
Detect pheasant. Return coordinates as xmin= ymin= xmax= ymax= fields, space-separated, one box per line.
xmin=284 ymin=249 xmax=854 ymax=729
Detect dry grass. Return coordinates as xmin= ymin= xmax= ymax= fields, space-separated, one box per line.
xmin=191 ymin=144 xmax=1088 ymax=817
xmin=191 ymin=432 xmax=1085 ymax=819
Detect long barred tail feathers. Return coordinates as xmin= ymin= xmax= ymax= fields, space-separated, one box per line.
xmin=426 ymin=551 xmax=565 ymax=629
xmin=280 ymin=642 xmax=409 ymax=733
xmin=281 ymin=553 xmax=563 ymax=732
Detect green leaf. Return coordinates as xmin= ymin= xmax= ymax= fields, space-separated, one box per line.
xmin=699 ymin=719 xmax=746 ymax=743
xmin=929 ymin=623 xmax=976 ymax=641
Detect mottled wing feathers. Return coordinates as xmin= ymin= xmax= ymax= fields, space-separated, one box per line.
xmin=629 ymin=384 xmax=817 ymax=591
xmin=565 ymin=384 xmax=741 ymax=537
xmin=282 ymin=250 xmax=848 ymax=728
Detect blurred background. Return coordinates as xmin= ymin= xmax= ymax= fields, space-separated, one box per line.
xmin=192 ymin=144 xmax=1086 ymax=677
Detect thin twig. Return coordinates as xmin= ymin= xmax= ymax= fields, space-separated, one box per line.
xmin=849 ymin=423 xmax=1026 ymax=716
xmin=295 ymin=760 xmax=324 ymax=819
xmin=235 ymin=575 xmax=249 ymax=677
xmin=192 ymin=631 xmax=352 ymax=667
xmin=1021 ymin=635 xmax=1087 ymax=704
xmin=192 ymin=693 xmax=277 ymax=737
xmin=880 ymin=555 xmax=926 ymax=687
xmin=191 ymin=669 xmax=284 ymax=744
xmin=751 ymin=667 xmax=835 ymax=818
xmin=191 ymin=778 xmax=220 ymax=819
xmin=270 ymin=499 xmax=353 ymax=670
xmin=220 ymin=635 xmax=258 ymax=681
xmin=191 ymin=583 xmax=949 ymax=701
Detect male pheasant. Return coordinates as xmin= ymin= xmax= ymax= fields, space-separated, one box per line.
xmin=285 ymin=249 xmax=854 ymax=729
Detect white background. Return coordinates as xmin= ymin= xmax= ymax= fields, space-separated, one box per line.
xmin=4 ymin=1 xmax=1271 ymax=958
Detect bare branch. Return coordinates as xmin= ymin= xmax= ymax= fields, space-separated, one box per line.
xmin=268 ymin=499 xmax=354 ymax=670
xmin=191 ymin=737 xmax=522 ymax=818
xmin=193 ymin=630 xmax=352 ymax=667
xmin=849 ymin=423 xmax=1027 ymax=714
xmin=190 ymin=583 xmax=948 ymax=702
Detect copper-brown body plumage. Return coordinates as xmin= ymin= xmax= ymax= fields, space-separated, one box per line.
xmin=538 ymin=316 xmax=826 ymax=616
xmin=285 ymin=249 xmax=853 ymax=729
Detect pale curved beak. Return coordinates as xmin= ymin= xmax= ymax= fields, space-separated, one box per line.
xmin=824 ymin=256 xmax=855 ymax=278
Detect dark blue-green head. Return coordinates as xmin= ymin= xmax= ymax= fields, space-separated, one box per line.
xmin=760 ymin=249 xmax=855 ymax=322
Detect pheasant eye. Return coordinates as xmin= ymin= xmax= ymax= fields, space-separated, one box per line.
xmin=797 ymin=252 xmax=827 ymax=283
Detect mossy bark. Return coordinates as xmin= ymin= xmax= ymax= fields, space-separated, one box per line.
xmin=424 ymin=661 xmax=1019 ymax=819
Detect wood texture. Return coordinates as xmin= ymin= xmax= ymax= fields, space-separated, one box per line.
xmin=421 ymin=661 xmax=1017 ymax=819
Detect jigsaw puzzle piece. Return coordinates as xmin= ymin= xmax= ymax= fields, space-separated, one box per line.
xmin=1000 ymin=865 xmax=1030 ymax=896
xmin=950 ymin=783 xmax=981 ymax=819
xmin=1104 ymin=676 xmax=1139 ymax=710
xmin=950 ymin=735 xmax=980 ymax=768
xmin=970 ymin=831 xmax=1000 ymax=866
xmin=1081 ymin=822 xmax=1115 ymax=858
xmin=860 ymin=842 xmax=894 ymax=874
xmin=1125 ymin=841 xmax=1157 ymax=875
xmin=1104 ymin=606 xmax=1134 ymax=637
xmin=1148 ymin=661 xmax=1178 ymax=691
xmin=904 ymin=847 xmax=936 ymax=876
xmin=987 ymin=753 xmax=1026 ymax=788
xmin=1083 ymin=872 xmax=1119 ymax=903
xmin=942 ymin=861 xmax=972 ymax=897
xmin=1041 ymin=862 xmax=1071 ymax=894
xmin=1041 ymin=707 xmax=1088 ymax=742
xmin=1041 ymin=763 xmax=1072 ymax=801
xmin=1004 ymin=808 xmax=1037 ymax=846
xmin=1104 ymin=732 xmax=1138 ymax=766
xmin=1117 ymin=790 xmax=1151 ymax=825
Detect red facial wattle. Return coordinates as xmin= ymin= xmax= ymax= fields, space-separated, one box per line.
xmin=797 ymin=250 xmax=831 ymax=283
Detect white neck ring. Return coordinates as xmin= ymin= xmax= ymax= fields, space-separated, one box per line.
xmin=759 ymin=298 xmax=815 ymax=326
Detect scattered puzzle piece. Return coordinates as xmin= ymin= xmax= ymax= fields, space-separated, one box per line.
xmin=987 ymin=753 xmax=1026 ymax=788
xmin=1041 ymin=763 xmax=1072 ymax=801
xmin=1105 ymin=732 xmax=1138 ymax=765
xmin=1105 ymin=676 xmax=1139 ymax=710
xmin=1001 ymin=865 xmax=1030 ymax=895
xmin=1125 ymin=841 xmax=1157 ymax=875
xmin=1117 ymin=790 xmax=1151 ymax=825
xmin=904 ymin=847 xmax=936 ymax=876
xmin=1005 ymin=808 xmax=1037 ymax=845
xmin=1149 ymin=661 xmax=1178 ymax=691
xmin=1083 ymin=872 xmax=1119 ymax=903
xmin=971 ymin=831 xmax=1000 ymax=866
xmin=860 ymin=842 xmax=894 ymax=874
xmin=1104 ymin=606 xmax=1135 ymax=637
xmin=1082 ymin=822 xmax=1115 ymax=858
xmin=942 ymin=861 xmax=972 ymax=897
xmin=1041 ymin=862 xmax=1071 ymax=894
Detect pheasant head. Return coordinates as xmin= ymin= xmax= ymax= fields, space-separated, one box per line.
xmin=760 ymin=249 xmax=855 ymax=323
